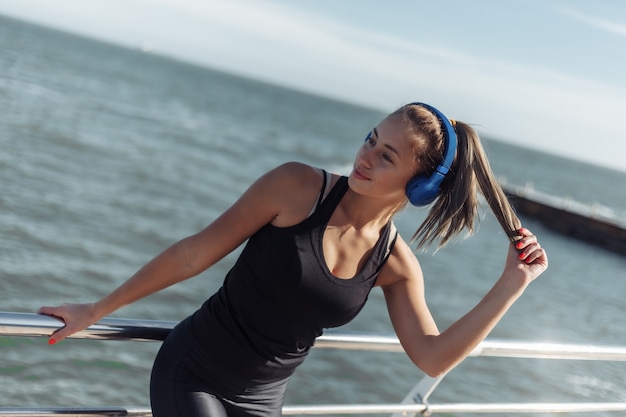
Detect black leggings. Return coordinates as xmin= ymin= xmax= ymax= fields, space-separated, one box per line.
xmin=150 ymin=318 xmax=287 ymax=417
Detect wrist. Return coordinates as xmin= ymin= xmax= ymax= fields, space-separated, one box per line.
xmin=494 ymin=270 xmax=528 ymax=299
xmin=90 ymin=300 xmax=111 ymax=322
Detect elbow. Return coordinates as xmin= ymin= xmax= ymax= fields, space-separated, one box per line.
xmin=416 ymin=362 xmax=451 ymax=379
xmin=426 ymin=367 xmax=453 ymax=378
xmin=408 ymin=348 xmax=458 ymax=378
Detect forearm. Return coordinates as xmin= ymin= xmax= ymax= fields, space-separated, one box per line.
xmin=421 ymin=274 xmax=526 ymax=376
xmin=92 ymin=236 xmax=205 ymax=319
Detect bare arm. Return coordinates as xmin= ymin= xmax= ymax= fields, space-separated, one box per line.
xmin=378 ymin=228 xmax=547 ymax=377
xmin=38 ymin=162 xmax=324 ymax=343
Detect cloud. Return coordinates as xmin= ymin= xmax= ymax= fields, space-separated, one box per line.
xmin=557 ymin=6 xmax=626 ymax=37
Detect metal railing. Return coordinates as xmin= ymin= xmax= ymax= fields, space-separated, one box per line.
xmin=2 ymin=311 xmax=626 ymax=416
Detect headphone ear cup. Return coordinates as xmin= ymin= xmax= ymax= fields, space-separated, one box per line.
xmin=403 ymin=102 xmax=457 ymax=206
xmin=406 ymin=172 xmax=445 ymax=206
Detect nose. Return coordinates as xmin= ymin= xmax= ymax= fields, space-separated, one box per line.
xmin=357 ymin=146 xmax=374 ymax=168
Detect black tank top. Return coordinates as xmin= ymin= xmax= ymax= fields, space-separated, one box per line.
xmin=190 ymin=174 xmax=397 ymax=388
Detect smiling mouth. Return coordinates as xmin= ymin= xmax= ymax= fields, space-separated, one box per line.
xmin=352 ymin=167 xmax=370 ymax=180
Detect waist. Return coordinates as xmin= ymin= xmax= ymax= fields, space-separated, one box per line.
xmin=188 ymin=303 xmax=310 ymax=384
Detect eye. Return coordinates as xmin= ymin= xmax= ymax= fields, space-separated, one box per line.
xmin=364 ymin=131 xmax=374 ymax=145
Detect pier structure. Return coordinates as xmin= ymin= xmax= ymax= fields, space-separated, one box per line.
xmin=502 ymin=182 xmax=626 ymax=256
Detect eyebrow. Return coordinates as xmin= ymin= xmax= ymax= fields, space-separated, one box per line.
xmin=373 ymin=128 xmax=401 ymax=158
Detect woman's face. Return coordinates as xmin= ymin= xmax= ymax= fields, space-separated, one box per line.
xmin=348 ymin=114 xmax=421 ymax=203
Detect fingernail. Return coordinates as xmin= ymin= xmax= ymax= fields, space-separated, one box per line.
xmin=518 ymin=252 xmax=526 ymax=260
xmin=516 ymin=242 xmax=523 ymax=249
xmin=48 ymin=339 xmax=56 ymax=345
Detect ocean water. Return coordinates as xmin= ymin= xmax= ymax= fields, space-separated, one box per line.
xmin=1 ymin=14 xmax=625 ymax=416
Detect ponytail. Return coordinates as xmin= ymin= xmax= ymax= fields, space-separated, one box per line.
xmin=412 ymin=121 xmax=520 ymax=250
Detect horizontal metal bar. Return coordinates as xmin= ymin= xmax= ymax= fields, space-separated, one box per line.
xmin=3 ymin=402 xmax=626 ymax=416
xmin=471 ymin=340 xmax=626 ymax=361
xmin=427 ymin=402 xmax=626 ymax=414
xmin=286 ymin=402 xmax=626 ymax=415
xmin=314 ymin=332 xmax=403 ymax=352
xmin=0 ymin=311 xmax=174 ymax=342
xmin=0 ymin=407 xmax=151 ymax=416
xmin=2 ymin=312 xmax=626 ymax=362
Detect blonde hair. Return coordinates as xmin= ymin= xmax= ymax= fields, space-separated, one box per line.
xmin=392 ymin=104 xmax=521 ymax=249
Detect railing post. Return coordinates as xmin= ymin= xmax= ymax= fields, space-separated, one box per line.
xmin=391 ymin=374 xmax=446 ymax=417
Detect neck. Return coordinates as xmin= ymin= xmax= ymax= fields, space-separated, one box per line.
xmin=336 ymin=187 xmax=404 ymax=232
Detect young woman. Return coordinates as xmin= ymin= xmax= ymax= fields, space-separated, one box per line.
xmin=39 ymin=102 xmax=548 ymax=417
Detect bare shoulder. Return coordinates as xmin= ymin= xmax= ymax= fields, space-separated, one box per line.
xmin=264 ymin=161 xmax=323 ymax=191
xmin=260 ymin=162 xmax=328 ymax=227
xmin=375 ymin=233 xmax=425 ymax=289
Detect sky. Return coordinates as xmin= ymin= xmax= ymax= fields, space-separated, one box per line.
xmin=1 ymin=0 xmax=625 ymax=172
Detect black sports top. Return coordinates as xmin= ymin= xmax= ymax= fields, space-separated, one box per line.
xmin=189 ymin=174 xmax=397 ymax=390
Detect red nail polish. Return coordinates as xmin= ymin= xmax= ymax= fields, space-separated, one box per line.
xmin=48 ymin=339 xmax=56 ymax=345
xmin=518 ymin=252 xmax=526 ymax=260
xmin=516 ymin=242 xmax=523 ymax=249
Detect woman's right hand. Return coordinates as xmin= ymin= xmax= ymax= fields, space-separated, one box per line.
xmin=37 ymin=303 xmax=100 ymax=345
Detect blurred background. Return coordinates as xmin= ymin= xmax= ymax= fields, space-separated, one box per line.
xmin=1 ymin=0 xmax=625 ymax=172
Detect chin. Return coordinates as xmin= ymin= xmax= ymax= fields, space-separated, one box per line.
xmin=347 ymin=173 xmax=365 ymax=189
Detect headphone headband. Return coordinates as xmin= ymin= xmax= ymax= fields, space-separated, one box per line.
xmin=405 ymin=102 xmax=458 ymax=206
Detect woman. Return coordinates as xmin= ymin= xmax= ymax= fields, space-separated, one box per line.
xmin=39 ymin=102 xmax=548 ymax=417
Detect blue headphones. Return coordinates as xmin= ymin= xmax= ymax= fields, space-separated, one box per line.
xmin=405 ymin=102 xmax=458 ymax=206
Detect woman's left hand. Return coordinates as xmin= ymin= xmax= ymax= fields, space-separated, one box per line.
xmin=504 ymin=227 xmax=548 ymax=287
